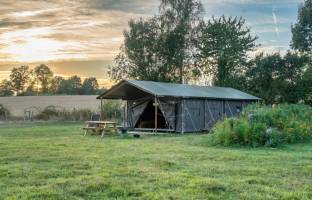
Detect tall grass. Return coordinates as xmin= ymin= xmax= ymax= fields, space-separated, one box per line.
xmin=211 ymin=104 xmax=312 ymax=147
xmin=0 ymin=104 xmax=10 ymax=120
xmin=35 ymin=100 xmax=123 ymax=122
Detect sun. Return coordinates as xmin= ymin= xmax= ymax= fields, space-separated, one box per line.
xmin=0 ymin=27 xmax=85 ymax=63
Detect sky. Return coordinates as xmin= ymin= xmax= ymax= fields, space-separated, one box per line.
xmin=0 ymin=0 xmax=303 ymax=87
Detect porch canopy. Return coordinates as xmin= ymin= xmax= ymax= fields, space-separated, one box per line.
xmin=97 ymin=80 xmax=260 ymax=100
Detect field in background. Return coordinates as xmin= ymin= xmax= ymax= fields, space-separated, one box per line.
xmin=0 ymin=123 xmax=311 ymax=199
xmin=0 ymin=96 xmax=99 ymax=116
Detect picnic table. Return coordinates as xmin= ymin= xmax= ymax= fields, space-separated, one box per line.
xmin=83 ymin=121 xmax=118 ymax=137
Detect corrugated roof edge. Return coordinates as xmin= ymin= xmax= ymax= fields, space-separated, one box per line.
xmin=97 ymin=80 xmax=261 ymax=100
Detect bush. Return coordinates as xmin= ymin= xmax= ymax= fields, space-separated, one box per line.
xmin=100 ymin=100 xmax=123 ymax=122
xmin=35 ymin=100 xmax=124 ymax=122
xmin=0 ymin=104 xmax=10 ymax=120
xmin=35 ymin=105 xmax=93 ymax=121
xmin=211 ymin=104 xmax=312 ymax=147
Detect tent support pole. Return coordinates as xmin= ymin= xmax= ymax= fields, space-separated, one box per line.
xmin=154 ymin=96 xmax=157 ymax=133
xmin=125 ymin=100 xmax=128 ymax=127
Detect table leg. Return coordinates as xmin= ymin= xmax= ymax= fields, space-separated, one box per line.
xmin=84 ymin=129 xmax=88 ymax=136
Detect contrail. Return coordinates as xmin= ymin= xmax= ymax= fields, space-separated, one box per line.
xmin=272 ymin=7 xmax=279 ymax=37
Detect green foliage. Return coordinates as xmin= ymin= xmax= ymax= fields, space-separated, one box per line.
xmin=35 ymin=101 xmax=123 ymax=121
xmin=81 ymin=77 xmax=99 ymax=95
xmin=35 ymin=105 xmax=92 ymax=121
xmin=57 ymin=75 xmax=82 ymax=95
xmin=0 ymin=79 xmax=13 ymax=96
xmin=246 ymin=52 xmax=308 ymax=104
xmin=109 ymin=0 xmax=203 ymax=83
xmin=9 ymin=65 xmax=32 ymax=94
xmin=300 ymin=65 xmax=312 ymax=106
xmin=212 ymin=104 xmax=312 ymax=147
xmin=0 ymin=104 xmax=10 ymax=119
xmin=34 ymin=64 xmax=54 ymax=93
xmin=196 ymin=16 xmax=257 ymax=88
xmin=100 ymin=100 xmax=123 ymax=122
xmin=291 ymin=0 xmax=312 ymax=53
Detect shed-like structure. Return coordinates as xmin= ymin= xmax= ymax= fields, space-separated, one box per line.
xmin=97 ymin=80 xmax=260 ymax=133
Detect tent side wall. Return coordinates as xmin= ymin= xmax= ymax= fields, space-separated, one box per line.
xmin=177 ymin=98 xmax=256 ymax=133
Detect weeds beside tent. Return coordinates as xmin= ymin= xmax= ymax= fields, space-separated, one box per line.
xmin=97 ymin=80 xmax=260 ymax=133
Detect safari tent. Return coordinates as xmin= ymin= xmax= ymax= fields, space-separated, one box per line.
xmin=97 ymin=80 xmax=260 ymax=133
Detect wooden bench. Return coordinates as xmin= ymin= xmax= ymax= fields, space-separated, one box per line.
xmin=83 ymin=121 xmax=118 ymax=137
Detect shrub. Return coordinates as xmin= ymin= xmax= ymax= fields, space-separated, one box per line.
xmin=211 ymin=104 xmax=312 ymax=147
xmin=35 ymin=105 xmax=93 ymax=121
xmin=0 ymin=104 xmax=10 ymax=120
xmin=100 ymin=100 xmax=123 ymax=122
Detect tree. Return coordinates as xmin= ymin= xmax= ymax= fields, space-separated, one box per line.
xmin=159 ymin=0 xmax=204 ymax=83
xmin=195 ymin=16 xmax=257 ymax=88
xmin=80 ymin=77 xmax=99 ymax=95
xmin=300 ymin=65 xmax=312 ymax=105
xmin=109 ymin=0 xmax=203 ymax=83
xmin=0 ymin=79 xmax=13 ymax=96
xmin=58 ymin=76 xmax=82 ymax=95
xmin=34 ymin=64 xmax=53 ymax=93
xmin=291 ymin=0 xmax=312 ymax=53
xmin=246 ymin=53 xmax=284 ymax=104
xmin=50 ymin=76 xmax=64 ymax=94
xmin=280 ymin=52 xmax=308 ymax=103
xmin=9 ymin=65 xmax=32 ymax=95
xmin=246 ymin=52 xmax=307 ymax=104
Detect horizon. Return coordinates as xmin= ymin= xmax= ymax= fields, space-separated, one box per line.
xmin=0 ymin=0 xmax=303 ymax=87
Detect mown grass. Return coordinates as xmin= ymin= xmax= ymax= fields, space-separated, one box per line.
xmin=0 ymin=123 xmax=312 ymax=199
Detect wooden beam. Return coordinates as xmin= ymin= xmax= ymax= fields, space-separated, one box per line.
xmin=100 ymin=98 xmax=103 ymax=120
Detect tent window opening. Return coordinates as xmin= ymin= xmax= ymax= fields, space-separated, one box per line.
xmin=135 ymin=101 xmax=168 ymax=129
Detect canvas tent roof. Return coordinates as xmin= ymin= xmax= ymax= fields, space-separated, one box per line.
xmin=97 ymin=80 xmax=260 ymax=100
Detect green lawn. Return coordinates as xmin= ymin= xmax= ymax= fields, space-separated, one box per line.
xmin=0 ymin=123 xmax=311 ymax=200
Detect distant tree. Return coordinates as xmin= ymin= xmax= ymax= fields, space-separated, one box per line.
xmin=109 ymin=0 xmax=203 ymax=83
xmin=34 ymin=64 xmax=53 ymax=93
xmin=195 ymin=16 xmax=257 ymax=88
xmin=291 ymin=0 xmax=312 ymax=53
xmin=80 ymin=77 xmax=99 ymax=95
xmin=58 ymin=75 xmax=82 ymax=95
xmin=0 ymin=79 xmax=13 ymax=96
xmin=9 ymin=65 xmax=32 ymax=95
xmin=50 ymin=76 xmax=64 ymax=94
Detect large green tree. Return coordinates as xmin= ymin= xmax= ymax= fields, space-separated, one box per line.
xmin=195 ymin=16 xmax=257 ymax=88
xmin=34 ymin=64 xmax=53 ymax=93
xmin=291 ymin=0 xmax=312 ymax=53
xmin=109 ymin=0 xmax=203 ymax=83
xmin=9 ymin=65 xmax=32 ymax=95
xmin=300 ymin=65 xmax=312 ymax=105
xmin=246 ymin=52 xmax=307 ymax=104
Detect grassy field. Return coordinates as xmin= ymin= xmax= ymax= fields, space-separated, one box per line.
xmin=0 ymin=123 xmax=312 ymax=199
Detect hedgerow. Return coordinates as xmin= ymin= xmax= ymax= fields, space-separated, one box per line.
xmin=211 ymin=104 xmax=312 ymax=147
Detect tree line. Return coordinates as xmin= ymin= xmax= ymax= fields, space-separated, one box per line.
xmin=109 ymin=0 xmax=312 ymax=106
xmin=0 ymin=64 xmax=103 ymax=96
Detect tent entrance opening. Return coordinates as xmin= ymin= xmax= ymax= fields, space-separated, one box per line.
xmin=135 ymin=101 xmax=168 ymax=129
